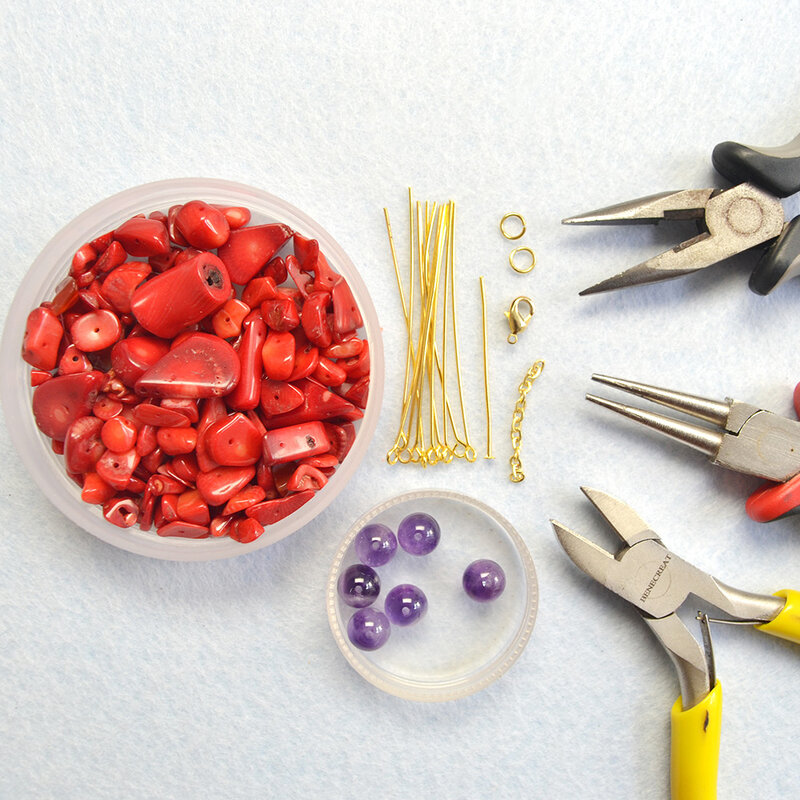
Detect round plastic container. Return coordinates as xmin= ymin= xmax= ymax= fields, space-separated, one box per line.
xmin=327 ymin=490 xmax=539 ymax=701
xmin=0 ymin=179 xmax=383 ymax=560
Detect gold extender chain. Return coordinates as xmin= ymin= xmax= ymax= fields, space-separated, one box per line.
xmin=509 ymin=360 xmax=545 ymax=483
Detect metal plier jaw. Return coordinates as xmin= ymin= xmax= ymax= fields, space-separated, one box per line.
xmin=565 ymin=183 xmax=786 ymax=295
xmin=586 ymin=374 xmax=800 ymax=483
xmin=551 ymin=488 xmax=785 ymax=709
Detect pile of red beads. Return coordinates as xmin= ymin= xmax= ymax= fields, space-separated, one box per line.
xmin=21 ymin=200 xmax=370 ymax=543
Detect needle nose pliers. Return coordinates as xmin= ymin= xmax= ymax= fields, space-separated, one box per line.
xmin=552 ymin=487 xmax=800 ymax=800
xmin=586 ymin=374 xmax=800 ymax=523
xmin=563 ymin=133 xmax=800 ymax=296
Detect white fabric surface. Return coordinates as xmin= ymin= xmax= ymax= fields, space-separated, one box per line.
xmin=1 ymin=2 xmax=799 ymax=798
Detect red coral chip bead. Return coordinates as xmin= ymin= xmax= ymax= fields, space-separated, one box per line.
xmin=93 ymin=240 xmax=127 ymax=275
xmin=159 ymin=398 xmax=199 ymax=423
xmin=301 ymin=292 xmax=333 ymax=348
xmin=264 ymin=256 xmax=287 ymax=285
xmin=285 ymin=254 xmax=313 ymax=298
xmin=95 ymin=447 xmax=141 ymax=491
xmin=30 ymin=369 xmax=52 ymax=387
xmin=261 ymin=329 xmax=295 ymax=381
xmin=58 ymin=344 xmax=93 ymax=376
xmin=146 ymin=474 xmax=188 ymax=497
xmin=344 ymin=375 xmax=370 ymax=409
xmin=323 ymin=337 xmax=363 ymax=359
xmin=89 ymin=231 xmax=114 ymax=254
xmin=101 ymin=416 xmax=138 ymax=453
xmin=69 ymin=309 xmax=122 ymax=352
xmin=32 ymin=371 xmax=105 ymax=440
xmin=103 ymin=495 xmax=140 ymax=528
xmin=262 ymin=421 xmax=331 ymax=464
xmin=242 ymin=276 xmax=277 ymax=307
xmin=169 ymin=453 xmax=199 ymax=484
xmin=100 ymin=261 xmax=152 ymax=313
xmin=213 ymin=204 xmax=251 ymax=230
xmin=132 ymin=403 xmax=190 ymax=428
xmin=157 ymin=520 xmax=210 ymax=538
xmin=323 ymin=421 xmax=356 ymax=462
xmin=175 ymin=200 xmax=231 ymax=250
xmin=299 ymin=453 xmax=339 ymax=470
xmin=226 ymin=313 xmax=267 ymax=412
xmin=245 ymin=490 xmax=315 ymax=525
xmin=22 ymin=306 xmax=64 ymax=371
xmin=261 ymin=297 xmax=300 ymax=332
xmin=130 ymin=252 xmax=231 ymax=339
xmin=64 ymin=416 xmax=105 ymax=474
xmin=230 ymin=517 xmax=264 ymax=543
xmin=81 ymin=472 xmax=116 ymax=505
xmin=261 ymin=378 xmax=360 ymax=429
xmin=114 ymin=216 xmax=170 ymax=257
xmin=286 ymin=342 xmax=319 ymax=383
xmin=71 ymin=243 xmax=97 ymax=275
xmin=195 ymin=465 xmax=255 ymax=506
xmin=286 ymin=463 xmax=328 ymax=493
xmin=110 ymin=336 xmax=171 ymax=388
xmin=135 ymin=333 xmax=241 ymax=399
xmin=312 ymin=356 xmax=347 ymax=387
xmin=211 ymin=298 xmax=250 ymax=339
xmin=92 ymin=394 xmax=124 ymax=420
xmin=222 ymin=485 xmax=267 ymax=515
xmin=209 ymin=515 xmax=235 ymax=537
xmin=205 ymin=412 xmax=262 ymax=466
xmin=49 ymin=276 xmax=80 ymax=316
xmin=176 ymin=488 xmax=210 ymax=526
xmin=156 ymin=426 xmax=198 ymax=455
xmin=217 ymin=223 xmax=293 ymax=285
xmin=259 ymin=379 xmax=304 ymax=416
xmin=342 ymin=341 xmax=370 ymax=380
xmin=331 ymin=278 xmax=363 ymax=334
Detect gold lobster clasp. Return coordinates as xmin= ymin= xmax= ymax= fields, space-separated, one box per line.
xmin=505 ymin=296 xmax=535 ymax=344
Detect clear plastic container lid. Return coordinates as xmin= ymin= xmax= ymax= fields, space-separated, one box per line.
xmin=327 ymin=490 xmax=539 ymax=701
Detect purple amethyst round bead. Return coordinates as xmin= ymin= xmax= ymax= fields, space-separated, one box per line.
xmin=338 ymin=564 xmax=380 ymax=608
xmin=347 ymin=607 xmax=391 ymax=651
xmin=462 ymin=559 xmax=506 ymax=602
xmin=397 ymin=512 xmax=440 ymax=556
xmin=354 ymin=523 xmax=398 ymax=567
xmin=384 ymin=583 xmax=428 ymax=626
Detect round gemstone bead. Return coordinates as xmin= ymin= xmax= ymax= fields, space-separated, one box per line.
xmin=338 ymin=564 xmax=380 ymax=608
xmin=384 ymin=583 xmax=427 ymax=627
xmin=397 ymin=512 xmax=440 ymax=556
xmin=354 ymin=523 xmax=398 ymax=567
xmin=347 ymin=608 xmax=391 ymax=651
xmin=463 ymin=559 xmax=506 ymax=602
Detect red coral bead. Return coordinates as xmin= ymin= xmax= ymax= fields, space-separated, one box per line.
xmin=331 ymin=278 xmax=363 ymax=334
xmin=64 ymin=416 xmax=105 ymax=474
xmin=245 ymin=490 xmax=314 ymax=525
xmin=226 ymin=313 xmax=267 ymax=412
xmin=96 ymin=447 xmax=141 ymax=491
xmin=211 ymin=298 xmax=250 ymax=339
xmin=286 ymin=463 xmax=328 ymax=492
xmin=230 ymin=517 xmax=264 ymax=543
xmin=261 ymin=297 xmax=300 ymax=332
xmin=130 ymin=252 xmax=231 ymax=339
xmin=110 ymin=336 xmax=171 ymax=387
xmin=101 ymin=417 xmax=138 ymax=453
xmin=114 ymin=216 xmax=170 ymax=257
xmin=22 ymin=307 xmax=64 ymax=371
xmin=156 ymin=426 xmax=198 ymax=455
xmin=213 ymin=205 xmax=251 ymax=230
xmin=344 ymin=376 xmax=370 ymax=409
xmin=176 ymin=488 xmax=210 ymax=525
xmin=58 ymin=344 xmax=93 ymax=375
xmin=103 ymin=495 xmax=140 ymax=528
xmin=157 ymin=520 xmax=209 ymax=538
xmin=217 ymin=223 xmax=293 ymax=285
xmin=50 ymin=276 xmax=80 ymax=316
xmin=312 ymin=356 xmax=347 ymax=387
xmin=205 ymin=413 xmax=262 ymax=466
xmin=69 ymin=309 xmax=122 ymax=352
xmin=262 ymin=421 xmax=331 ymax=464
xmin=175 ymin=200 xmax=230 ymax=250
xmin=261 ymin=330 xmax=295 ymax=381
xmin=71 ymin=243 xmax=97 ymax=275
xmin=81 ymin=472 xmax=116 ymax=504
xmin=100 ymin=261 xmax=152 ymax=313
xmin=135 ymin=333 xmax=240 ymax=399
xmin=195 ymin=465 xmax=255 ymax=505
xmin=32 ymin=371 xmax=105 ymax=440
xmin=259 ymin=379 xmax=304 ymax=417
xmin=222 ymin=485 xmax=266 ymax=515
xmin=301 ymin=291 xmax=333 ymax=348
xmin=93 ymin=240 xmax=127 ymax=275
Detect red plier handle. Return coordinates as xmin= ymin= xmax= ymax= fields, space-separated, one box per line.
xmin=746 ymin=383 xmax=800 ymax=522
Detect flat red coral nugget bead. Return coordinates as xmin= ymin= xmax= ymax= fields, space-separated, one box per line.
xmin=217 ymin=223 xmax=293 ymax=284
xmin=32 ymin=371 xmax=106 ymax=440
xmin=135 ymin=333 xmax=240 ymax=399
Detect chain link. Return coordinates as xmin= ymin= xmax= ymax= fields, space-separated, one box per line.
xmin=509 ymin=360 xmax=545 ymax=482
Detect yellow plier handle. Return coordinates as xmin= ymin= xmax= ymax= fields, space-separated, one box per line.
xmin=756 ymin=589 xmax=800 ymax=643
xmin=670 ymin=681 xmax=722 ymax=800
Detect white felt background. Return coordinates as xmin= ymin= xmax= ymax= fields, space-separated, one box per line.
xmin=1 ymin=2 xmax=799 ymax=798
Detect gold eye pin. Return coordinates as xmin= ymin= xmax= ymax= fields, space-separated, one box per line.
xmin=500 ymin=212 xmax=526 ymax=240
xmin=505 ymin=296 xmax=535 ymax=344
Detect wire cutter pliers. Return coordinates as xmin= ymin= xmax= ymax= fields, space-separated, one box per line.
xmin=587 ymin=374 xmax=800 ymax=523
xmin=563 ymin=133 xmax=800 ymax=295
xmin=552 ymin=487 xmax=800 ymax=800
